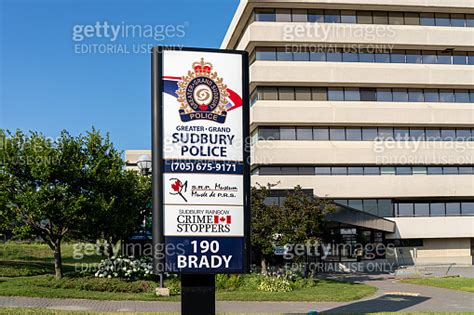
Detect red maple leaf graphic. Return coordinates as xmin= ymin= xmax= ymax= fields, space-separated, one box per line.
xmin=171 ymin=180 xmax=181 ymax=192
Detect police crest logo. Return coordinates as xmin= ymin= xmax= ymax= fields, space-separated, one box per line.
xmin=176 ymin=58 xmax=229 ymax=123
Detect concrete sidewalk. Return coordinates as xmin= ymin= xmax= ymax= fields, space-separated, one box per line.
xmin=1 ymin=274 xmax=473 ymax=313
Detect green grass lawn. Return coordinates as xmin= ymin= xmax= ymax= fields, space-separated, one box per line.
xmin=401 ymin=277 xmax=474 ymax=293
xmin=0 ymin=274 xmax=376 ymax=302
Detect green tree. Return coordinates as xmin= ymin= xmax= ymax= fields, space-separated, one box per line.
xmin=250 ymin=183 xmax=283 ymax=273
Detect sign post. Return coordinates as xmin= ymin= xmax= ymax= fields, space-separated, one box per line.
xmin=152 ymin=46 xmax=250 ymax=314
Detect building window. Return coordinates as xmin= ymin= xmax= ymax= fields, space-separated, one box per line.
xmin=296 ymin=127 xmax=313 ymax=140
xmin=255 ymin=9 xmax=275 ymax=22
xmin=461 ymin=202 xmax=474 ymax=216
xmin=280 ymin=127 xmax=296 ymax=140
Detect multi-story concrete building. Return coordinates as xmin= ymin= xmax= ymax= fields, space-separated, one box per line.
xmin=127 ymin=0 xmax=474 ymax=266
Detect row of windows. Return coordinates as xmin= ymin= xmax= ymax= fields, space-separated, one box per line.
xmin=334 ymin=199 xmax=474 ymax=217
xmin=254 ymin=8 xmax=474 ymax=27
xmin=256 ymin=127 xmax=474 ymax=141
xmin=252 ymin=87 xmax=474 ymax=103
xmin=252 ymin=47 xmax=474 ymax=65
xmin=253 ymin=166 xmax=474 ymax=176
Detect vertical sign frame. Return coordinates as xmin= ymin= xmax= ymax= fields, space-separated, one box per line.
xmin=152 ymin=46 xmax=250 ymax=275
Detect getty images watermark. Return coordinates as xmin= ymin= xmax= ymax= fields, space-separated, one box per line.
xmin=72 ymin=21 xmax=188 ymax=54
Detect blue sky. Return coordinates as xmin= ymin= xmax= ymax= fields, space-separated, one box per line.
xmin=0 ymin=0 xmax=239 ymax=152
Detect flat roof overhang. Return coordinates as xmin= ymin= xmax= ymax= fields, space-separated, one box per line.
xmin=326 ymin=204 xmax=396 ymax=233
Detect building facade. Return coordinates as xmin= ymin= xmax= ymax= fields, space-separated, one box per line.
xmin=127 ymin=0 xmax=474 ymax=266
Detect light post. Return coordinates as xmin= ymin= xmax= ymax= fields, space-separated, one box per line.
xmin=136 ymin=154 xmax=152 ymax=176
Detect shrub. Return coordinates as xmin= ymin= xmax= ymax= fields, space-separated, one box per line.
xmin=257 ymin=275 xmax=293 ymax=292
xmin=94 ymin=256 xmax=153 ymax=280
xmin=216 ymin=274 xmax=241 ymax=291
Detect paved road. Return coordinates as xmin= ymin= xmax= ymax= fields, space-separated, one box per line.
xmin=1 ymin=273 xmax=473 ymax=313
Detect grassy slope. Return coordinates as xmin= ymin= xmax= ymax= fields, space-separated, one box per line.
xmin=401 ymin=277 xmax=474 ymax=293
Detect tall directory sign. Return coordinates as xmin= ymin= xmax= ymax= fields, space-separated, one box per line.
xmin=152 ymin=47 xmax=250 ymax=274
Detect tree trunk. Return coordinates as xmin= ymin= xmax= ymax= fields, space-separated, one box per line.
xmin=261 ymin=257 xmax=267 ymax=274
xmin=53 ymin=239 xmax=63 ymax=279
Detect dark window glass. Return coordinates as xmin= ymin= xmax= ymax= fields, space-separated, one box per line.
xmin=408 ymin=89 xmax=424 ymax=102
xmin=275 ymin=9 xmax=292 ymax=22
xmin=437 ymin=51 xmax=452 ymax=64
xmin=396 ymin=167 xmax=412 ymax=175
xmin=378 ymin=128 xmax=394 ymax=139
xmin=427 ymin=167 xmax=443 ymax=174
xmin=256 ymin=48 xmax=276 ymax=60
xmin=467 ymin=14 xmax=474 ymax=27
xmin=362 ymin=128 xmax=378 ymax=141
xmin=381 ymin=167 xmax=396 ymax=175
xmin=398 ymin=203 xmax=414 ymax=217
xmin=359 ymin=50 xmax=375 ymax=62
xmin=308 ymin=9 xmax=324 ymax=23
xmin=292 ymin=9 xmax=308 ymax=22
xmin=461 ymin=202 xmax=474 ymax=216
xmin=435 ymin=13 xmax=450 ymax=26
xmin=332 ymin=167 xmax=347 ymax=175
xmin=458 ymin=167 xmax=473 ymax=174
xmin=310 ymin=50 xmax=326 ymax=61
xmin=373 ymin=11 xmax=388 ymax=24
xmin=299 ymin=167 xmax=314 ymax=175
xmin=410 ymin=128 xmax=425 ymax=140
xmin=261 ymin=87 xmax=278 ymax=100
xmin=441 ymin=129 xmax=456 ymax=140
xmin=469 ymin=52 xmax=474 ymax=65
xmin=312 ymin=88 xmax=327 ymax=100
xmin=453 ymin=52 xmax=467 ymax=65
xmin=443 ymin=167 xmax=458 ymax=174
xmin=315 ymin=167 xmax=331 ymax=175
xmin=455 ymin=129 xmax=471 ymax=141
xmin=335 ymin=199 xmax=348 ymax=205
xmin=424 ymin=89 xmax=439 ymax=102
xmin=430 ymin=203 xmax=446 ymax=216
xmin=420 ymin=13 xmax=435 ymax=26
xmin=344 ymin=88 xmax=360 ymax=101
xmin=404 ymin=12 xmax=420 ymax=25
xmin=471 ymin=90 xmax=474 ymax=102
xmin=426 ymin=129 xmax=441 ymax=141
xmin=326 ymin=48 xmax=342 ymax=61
xmin=328 ymin=88 xmax=344 ymax=101
xmin=295 ymin=87 xmax=312 ymax=100
xmin=377 ymin=88 xmax=393 ymax=101
xmin=388 ymin=12 xmax=404 ymax=25
xmin=392 ymin=89 xmax=408 ymax=102
xmin=378 ymin=199 xmax=393 ymax=216
xmin=259 ymin=127 xmax=280 ymax=140
xmin=264 ymin=196 xmax=279 ymax=205
xmin=364 ymin=167 xmax=380 ymax=175
xmin=360 ymin=88 xmax=377 ymax=101
xmin=412 ymin=166 xmax=427 ymax=175
xmin=414 ymin=203 xmax=430 ymax=216
xmin=348 ymin=199 xmax=363 ymax=210
xmin=341 ymin=10 xmax=356 ymax=23
xmin=276 ymin=47 xmax=293 ymax=61
xmin=439 ymin=89 xmax=454 ymax=102
xmin=296 ymin=127 xmax=313 ymax=140
xmin=422 ymin=51 xmax=437 ymax=64
xmin=293 ymin=49 xmax=310 ymax=61
xmin=455 ymin=90 xmax=470 ymax=103
xmin=259 ymin=167 xmax=281 ymax=175
xmin=281 ymin=167 xmax=298 ymax=175
xmin=357 ymin=11 xmax=373 ymax=24
xmin=280 ymin=127 xmax=296 ymax=140
xmin=450 ymin=14 xmax=465 ymax=27
xmin=325 ymin=10 xmax=341 ymax=23
xmin=346 ymin=128 xmax=362 ymax=140
xmin=446 ymin=202 xmax=461 ymax=216
xmin=278 ymin=87 xmax=294 ymax=100
xmin=342 ymin=50 xmax=358 ymax=62
xmin=390 ymin=49 xmax=406 ymax=63
xmin=363 ymin=199 xmax=378 ymax=215
xmin=394 ymin=128 xmax=409 ymax=140
xmin=348 ymin=166 xmax=363 ymax=175
xmin=406 ymin=50 xmax=422 ymax=63
xmin=255 ymin=9 xmax=276 ymax=22
xmin=330 ymin=127 xmax=346 ymax=140
xmin=375 ymin=52 xmax=390 ymax=63
xmin=313 ymin=128 xmax=329 ymax=140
